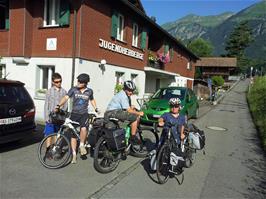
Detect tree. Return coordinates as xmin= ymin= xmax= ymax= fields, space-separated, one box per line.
xmin=187 ymin=38 xmax=214 ymax=57
xmin=225 ymin=21 xmax=254 ymax=72
xmin=187 ymin=38 xmax=214 ymax=78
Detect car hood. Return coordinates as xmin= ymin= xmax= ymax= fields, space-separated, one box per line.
xmin=148 ymin=99 xmax=169 ymax=109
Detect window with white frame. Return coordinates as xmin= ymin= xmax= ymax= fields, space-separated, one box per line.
xmin=117 ymin=14 xmax=124 ymax=41
xmin=36 ymin=66 xmax=55 ymax=96
xmin=43 ymin=0 xmax=60 ymax=26
xmin=0 ymin=65 xmax=6 ymax=78
xmin=132 ymin=23 xmax=138 ymax=47
xmin=115 ymin=72 xmax=125 ymax=85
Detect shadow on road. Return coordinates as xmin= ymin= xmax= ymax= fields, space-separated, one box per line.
xmin=0 ymin=124 xmax=44 ymax=153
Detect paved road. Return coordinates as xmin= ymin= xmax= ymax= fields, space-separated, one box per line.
xmin=1 ymin=79 xmax=265 ymax=198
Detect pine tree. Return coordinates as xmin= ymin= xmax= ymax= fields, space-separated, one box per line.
xmin=225 ymin=21 xmax=254 ymax=72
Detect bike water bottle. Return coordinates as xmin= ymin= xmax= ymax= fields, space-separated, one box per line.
xmin=125 ymin=126 xmax=131 ymax=145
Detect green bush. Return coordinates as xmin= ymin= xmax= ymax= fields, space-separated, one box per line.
xmin=247 ymin=76 xmax=266 ymax=151
xmin=212 ymin=76 xmax=224 ymax=87
xmin=114 ymin=84 xmax=123 ymax=93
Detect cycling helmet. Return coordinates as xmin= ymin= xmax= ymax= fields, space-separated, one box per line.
xmin=169 ymin=98 xmax=181 ymax=106
xmin=123 ymin=80 xmax=136 ymax=92
xmin=77 ymin=73 xmax=90 ymax=84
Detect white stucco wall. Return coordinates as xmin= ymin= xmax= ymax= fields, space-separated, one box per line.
xmin=1 ymin=57 xmax=146 ymax=121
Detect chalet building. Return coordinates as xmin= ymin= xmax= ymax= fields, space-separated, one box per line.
xmin=0 ymin=0 xmax=198 ymax=121
xmin=196 ymin=57 xmax=237 ymax=81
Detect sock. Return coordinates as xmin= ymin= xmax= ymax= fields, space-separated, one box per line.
xmin=80 ymin=142 xmax=84 ymax=147
xmin=72 ymin=150 xmax=76 ymax=156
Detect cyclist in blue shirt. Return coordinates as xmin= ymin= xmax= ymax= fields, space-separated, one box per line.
xmin=105 ymin=81 xmax=144 ymax=143
xmin=57 ymin=73 xmax=98 ymax=163
xmin=158 ymin=98 xmax=186 ymax=146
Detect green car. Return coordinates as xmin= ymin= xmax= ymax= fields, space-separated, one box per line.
xmin=140 ymin=87 xmax=199 ymax=124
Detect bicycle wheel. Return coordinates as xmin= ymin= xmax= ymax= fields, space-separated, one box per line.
xmin=156 ymin=144 xmax=171 ymax=184
xmin=130 ymin=126 xmax=159 ymax=158
xmin=38 ymin=133 xmax=71 ymax=169
xmin=93 ymin=137 xmax=121 ymax=173
xmin=184 ymin=147 xmax=196 ymax=168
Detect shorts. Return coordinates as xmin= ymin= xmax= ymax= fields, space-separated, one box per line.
xmin=44 ymin=123 xmax=61 ymax=136
xmin=104 ymin=110 xmax=138 ymax=123
xmin=70 ymin=112 xmax=89 ymax=128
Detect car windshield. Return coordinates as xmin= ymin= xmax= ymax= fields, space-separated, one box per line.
xmin=151 ymin=88 xmax=185 ymax=100
xmin=0 ymin=85 xmax=31 ymax=104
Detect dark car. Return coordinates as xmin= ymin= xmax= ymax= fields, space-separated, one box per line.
xmin=0 ymin=79 xmax=36 ymax=144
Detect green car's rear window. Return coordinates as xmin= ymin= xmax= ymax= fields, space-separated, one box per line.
xmin=152 ymin=88 xmax=185 ymax=100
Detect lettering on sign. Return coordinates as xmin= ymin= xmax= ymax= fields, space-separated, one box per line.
xmin=99 ymin=39 xmax=144 ymax=60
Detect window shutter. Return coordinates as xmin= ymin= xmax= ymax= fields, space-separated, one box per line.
xmin=170 ymin=48 xmax=174 ymax=61
xmin=111 ymin=11 xmax=118 ymax=38
xmin=140 ymin=31 xmax=147 ymax=50
xmin=5 ymin=3 xmax=9 ymax=29
xmin=59 ymin=0 xmax=70 ymax=26
xmin=164 ymin=44 xmax=169 ymax=55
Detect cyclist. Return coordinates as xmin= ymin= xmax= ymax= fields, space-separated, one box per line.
xmin=57 ymin=73 xmax=99 ymax=164
xmin=104 ymin=80 xmax=144 ymax=143
xmin=44 ymin=73 xmax=67 ymax=159
xmin=158 ymin=98 xmax=186 ymax=146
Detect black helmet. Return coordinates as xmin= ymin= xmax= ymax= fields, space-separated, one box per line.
xmin=123 ymin=80 xmax=136 ymax=91
xmin=77 ymin=73 xmax=90 ymax=84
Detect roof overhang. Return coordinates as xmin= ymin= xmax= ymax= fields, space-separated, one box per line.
xmin=144 ymin=67 xmax=180 ymax=78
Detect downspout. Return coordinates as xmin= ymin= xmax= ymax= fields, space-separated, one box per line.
xmin=71 ymin=3 xmax=77 ymax=87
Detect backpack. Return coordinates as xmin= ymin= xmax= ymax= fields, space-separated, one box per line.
xmin=169 ymin=147 xmax=186 ymax=174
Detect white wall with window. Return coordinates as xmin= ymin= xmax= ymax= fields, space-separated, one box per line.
xmin=117 ymin=14 xmax=124 ymax=41
xmin=35 ymin=65 xmax=55 ymax=98
xmin=132 ymin=23 xmax=138 ymax=47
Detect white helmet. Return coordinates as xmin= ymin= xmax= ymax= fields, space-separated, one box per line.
xmin=123 ymin=80 xmax=136 ymax=91
xmin=169 ymin=98 xmax=181 ymax=106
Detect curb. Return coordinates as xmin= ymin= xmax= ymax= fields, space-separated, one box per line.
xmin=212 ymin=80 xmax=240 ymax=105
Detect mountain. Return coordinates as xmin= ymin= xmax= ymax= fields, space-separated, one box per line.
xmin=162 ymin=12 xmax=234 ymax=42
xmin=162 ymin=1 xmax=266 ymax=60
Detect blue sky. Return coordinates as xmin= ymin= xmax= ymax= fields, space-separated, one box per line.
xmin=141 ymin=0 xmax=262 ymax=25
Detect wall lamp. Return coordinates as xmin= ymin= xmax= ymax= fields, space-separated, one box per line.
xmin=99 ymin=59 xmax=106 ymax=73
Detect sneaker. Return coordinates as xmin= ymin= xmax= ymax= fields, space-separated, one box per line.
xmin=79 ymin=145 xmax=87 ymax=156
xmin=71 ymin=154 xmax=77 ymax=164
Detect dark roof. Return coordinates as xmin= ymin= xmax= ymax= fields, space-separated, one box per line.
xmin=196 ymin=57 xmax=237 ymax=67
xmin=118 ymin=0 xmax=199 ymax=60
xmin=127 ymin=0 xmax=146 ymax=13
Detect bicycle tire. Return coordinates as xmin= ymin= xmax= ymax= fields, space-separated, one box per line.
xmin=156 ymin=144 xmax=171 ymax=184
xmin=130 ymin=126 xmax=159 ymax=158
xmin=93 ymin=137 xmax=121 ymax=173
xmin=38 ymin=133 xmax=71 ymax=169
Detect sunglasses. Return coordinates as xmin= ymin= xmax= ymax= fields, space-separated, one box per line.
xmin=170 ymin=105 xmax=180 ymax=108
xmin=53 ymin=80 xmax=62 ymax=83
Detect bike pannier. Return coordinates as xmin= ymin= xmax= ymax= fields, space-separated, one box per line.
xmin=170 ymin=147 xmax=185 ymax=174
xmin=104 ymin=128 xmax=126 ymax=151
xmin=189 ymin=129 xmax=205 ymax=150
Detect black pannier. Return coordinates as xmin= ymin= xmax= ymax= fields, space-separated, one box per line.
xmin=169 ymin=147 xmax=186 ymax=174
xmin=88 ymin=118 xmax=105 ymax=148
xmin=103 ymin=128 xmax=126 ymax=151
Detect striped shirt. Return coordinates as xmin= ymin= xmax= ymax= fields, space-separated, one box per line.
xmin=44 ymin=86 xmax=67 ymax=122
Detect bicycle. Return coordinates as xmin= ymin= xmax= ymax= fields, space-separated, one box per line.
xmin=155 ymin=122 xmax=196 ymax=184
xmin=93 ymin=118 xmax=159 ymax=173
xmin=38 ymin=110 xmax=98 ymax=169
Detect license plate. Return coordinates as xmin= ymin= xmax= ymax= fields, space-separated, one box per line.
xmin=0 ymin=116 xmax=22 ymax=125
xmin=152 ymin=114 xmax=161 ymax=118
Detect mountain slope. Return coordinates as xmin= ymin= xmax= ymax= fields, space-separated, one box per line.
xmin=162 ymin=1 xmax=266 ymax=59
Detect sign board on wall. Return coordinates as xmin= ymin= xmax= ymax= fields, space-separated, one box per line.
xmin=46 ymin=38 xmax=57 ymax=51
xmin=99 ymin=39 xmax=144 ymax=60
